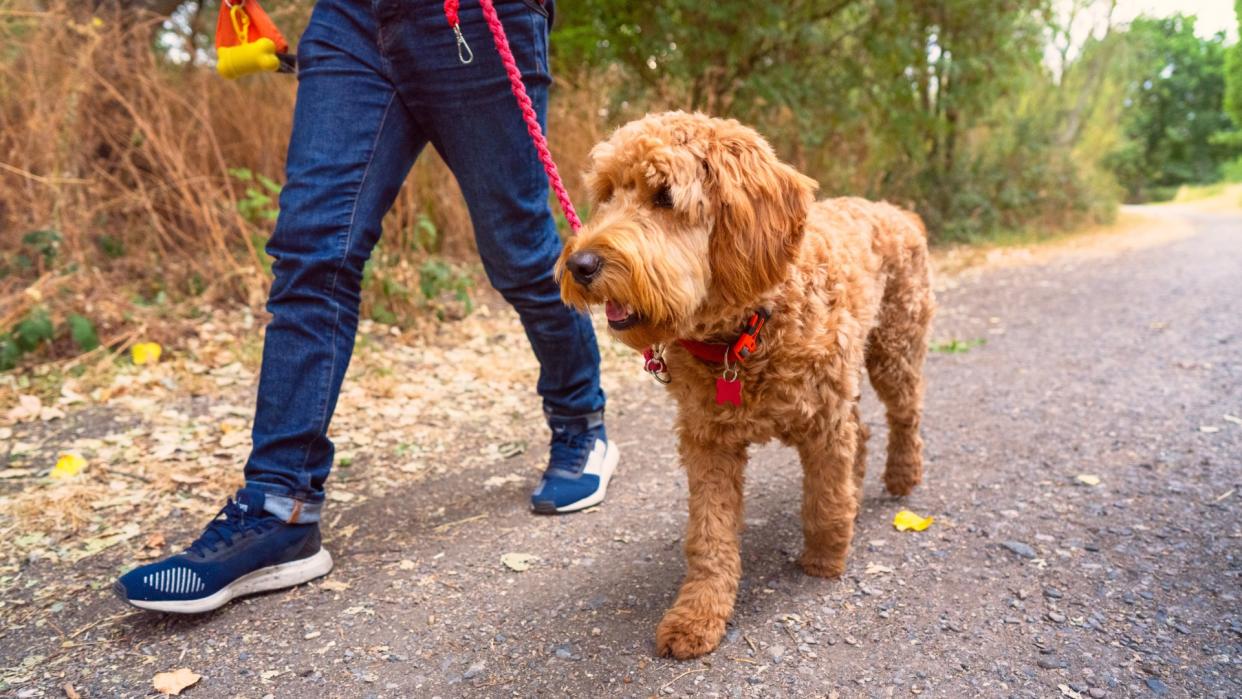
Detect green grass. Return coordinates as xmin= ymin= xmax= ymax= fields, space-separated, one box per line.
xmin=1172 ymin=182 xmax=1227 ymax=202
xmin=929 ymin=338 xmax=986 ymax=354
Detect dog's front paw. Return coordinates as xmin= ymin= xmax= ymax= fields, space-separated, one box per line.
xmin=883 ymin=469 xmax=922 ymax=497
xmin=799 ymin=551 xmax=846 ymax=578
xmin=656 ymin=609 xmax=726 ymax=660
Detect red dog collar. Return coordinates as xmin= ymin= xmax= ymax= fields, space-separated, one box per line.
xmin=676 ymin=309 xmax=770 ymax=367
xmin=641 ymin=309 xmax=771 ymax=379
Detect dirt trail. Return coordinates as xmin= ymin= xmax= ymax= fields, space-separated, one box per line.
xmin=2 ymin=205 xmax=1240 ymax=698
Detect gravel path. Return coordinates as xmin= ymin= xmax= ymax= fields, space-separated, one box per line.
xmin=2 ymin=205 xmax=1239 ymax=698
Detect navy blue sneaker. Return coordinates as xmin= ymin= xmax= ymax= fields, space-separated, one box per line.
xmin=114 ymin=488 xmax=332 ymax=613
xmin=530 ymin=416 xmax=619 ymax=514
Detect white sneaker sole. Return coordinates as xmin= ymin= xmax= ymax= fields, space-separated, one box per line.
xmin=552 ymin=441 xmax=620 ymax=513
xmin=122 ymin=548 xmax=334 ymax=614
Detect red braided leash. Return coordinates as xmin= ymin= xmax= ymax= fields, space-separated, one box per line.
xmin=444 ymin=0 xmax=582 ymax=233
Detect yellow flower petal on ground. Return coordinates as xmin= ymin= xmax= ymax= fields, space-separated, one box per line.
xmin=892 ymin=509 xmax=933 ymax=532
xmin=132 ymin=342 xmax=163 ymax=365
xmin=51 ymin=452 xmax=87 ymax=479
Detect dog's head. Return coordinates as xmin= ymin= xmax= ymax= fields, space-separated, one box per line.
xmin=558 ymin=112 xmax=817 ymax=350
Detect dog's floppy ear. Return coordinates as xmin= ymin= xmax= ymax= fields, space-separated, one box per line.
xmin=584 ymin=141 xmax=616 ymax=205
xmin=705 ymin=128 xmax=817 ymax=305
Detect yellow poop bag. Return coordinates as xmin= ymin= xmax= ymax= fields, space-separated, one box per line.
xmin=215 ymin=0 xmax=289 ymax=79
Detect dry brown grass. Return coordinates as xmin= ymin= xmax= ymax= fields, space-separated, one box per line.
xmin=0 ymin=1 xmax=610 ymax=362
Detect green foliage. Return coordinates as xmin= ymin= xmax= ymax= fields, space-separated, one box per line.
xmin=555 ymin=0 xmax=1121 ymax=242
xmin=96 ymin=234 xmax=126 ymax=260
xmin=362 ymin=258 xmax=411 ymax=326
xmin=1 ymin=230 xmax=64 ymax=279
xmin=22 ymin=230 xmax=62 ymax=267
xmin=418 ymin=258 xmax=474 ymax=320
xmin=67 ymin=314 xmax=100 ymax=352
xmin=0 ymin=336 xmax=18 ymax=372
xmin=14 ymin=308 xmax=54 ymax=353
xmin=1222 ymin=155 xmax=1242 ymax=182
xmin=1224 ymin=0 xmax=1242 ymax=128
xmin=413 ymin=214 xmax=440 ymax=253
xmin=250 ymin=233 xmax=275 ymax=275
xmin=0 ymin=307 xmax=106 ymax=370
xmin=1105 ymin=16 xmax=1236 ymax=201
xmin=229 ymin=167 xmax=283 ymax=225
xmin=930 ymin=338 xmax=986 ymax=354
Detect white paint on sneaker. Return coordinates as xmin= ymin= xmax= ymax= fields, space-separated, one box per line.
xmin=554 ymin=440 xmax=619 ymax=513
xmin=127 ymin=548 xmax=333 ymax=614
xmin=144 ymin=567 xmax=207 ymax=595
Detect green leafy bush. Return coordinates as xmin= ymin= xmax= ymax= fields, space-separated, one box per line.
xmin=67 ymin=314 xmax=100 ymax=352
xmin=229 ymin=167 xmax=283 ymax=226
xmin=13 ymin=308 xmax=54 ymax=352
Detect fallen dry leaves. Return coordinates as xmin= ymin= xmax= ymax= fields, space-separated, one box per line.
xmin=501 ymin=552 xmax=538 ymax=572
xmin=0 ymin=304 xmax=641 ymax=621
xmin=151 ymin=667 xmax=201 ymax=695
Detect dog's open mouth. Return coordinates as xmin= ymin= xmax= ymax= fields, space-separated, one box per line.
xmin=605 ymin=300 xmax=640 ymax=330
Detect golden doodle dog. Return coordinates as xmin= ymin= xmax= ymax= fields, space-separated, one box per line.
xmin=558 ymin=112 xmax=935 ymax=659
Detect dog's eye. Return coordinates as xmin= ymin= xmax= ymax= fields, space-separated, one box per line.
xmin=652 ymin=185 xmax=674 ymax=209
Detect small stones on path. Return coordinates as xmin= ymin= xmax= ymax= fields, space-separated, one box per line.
xmin=462 ymin=661 xmax=486 ymax=680
xmin=1038 ymin=657 xmax=1069 ymax=670
xmin=1002 ymin=541 xmax=1037 ymax=559
xmin=1145 ymin=677 xmax=1169 ymax=695
xmin=1043 ymin=587 xmax=1063 ymax=599
xmin=1047 ymin=611 xmax=1067 ymax=623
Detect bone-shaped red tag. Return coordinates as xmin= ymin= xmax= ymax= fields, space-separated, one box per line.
xmin=715 ymin=377 xmax=742 ymax=406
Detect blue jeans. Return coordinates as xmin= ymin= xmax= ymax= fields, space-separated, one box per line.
xmin=243 ymin=0 xmax=604 ymax=522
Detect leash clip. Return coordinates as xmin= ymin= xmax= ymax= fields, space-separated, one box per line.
xmin=643 ymin=346 xmax=671 ymax=384
xmin=452 ymin=24 xmax=474 ymax=64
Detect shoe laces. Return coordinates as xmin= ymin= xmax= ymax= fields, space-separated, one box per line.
xmin=186 ymin=499 xmax=278 ymax=556
xmin=548 ymin=426 xmax=599 ymax=476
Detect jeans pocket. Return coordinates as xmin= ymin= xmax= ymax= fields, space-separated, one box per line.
xmin=520 ymin=0 xmax=549 ymax=19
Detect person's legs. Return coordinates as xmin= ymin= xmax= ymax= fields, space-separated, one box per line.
xmin=244 ymin=0 xmax=427 ymax=522
xmin=115 ymin=0 xmax=425 ymax=612
xmin=380 ymin=0 xmax=615 ymax=512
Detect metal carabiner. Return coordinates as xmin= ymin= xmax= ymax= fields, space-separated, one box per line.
xmin=452 ymin=24 xmax=474 ymax=64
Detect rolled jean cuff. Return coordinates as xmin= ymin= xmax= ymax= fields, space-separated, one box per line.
xmin=544 ymin=407 xmax=604 ymax=434
xmin=245 ymin=482 xmax=323 ymax=524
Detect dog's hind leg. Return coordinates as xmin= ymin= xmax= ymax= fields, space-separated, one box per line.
xmin=866 ymin=242 xmax=933 ymax=497
xmin=851 ymin=402 xmax=869 ymax=509
xmin=796 ymin=410 xmax=860 ymax=578
xmin=656 ymin=436 xmax=748 ymax=660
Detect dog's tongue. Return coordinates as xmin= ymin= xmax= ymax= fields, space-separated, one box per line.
xmin=605 ymin=300 xmax=633 ymax=322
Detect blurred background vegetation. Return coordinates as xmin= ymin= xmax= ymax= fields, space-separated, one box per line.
xmin=1 ymin=0 xmax=1239 ymax=370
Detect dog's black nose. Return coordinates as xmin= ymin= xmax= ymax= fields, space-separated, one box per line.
xmin=567 ymin=251 xmax=603 ymax=285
